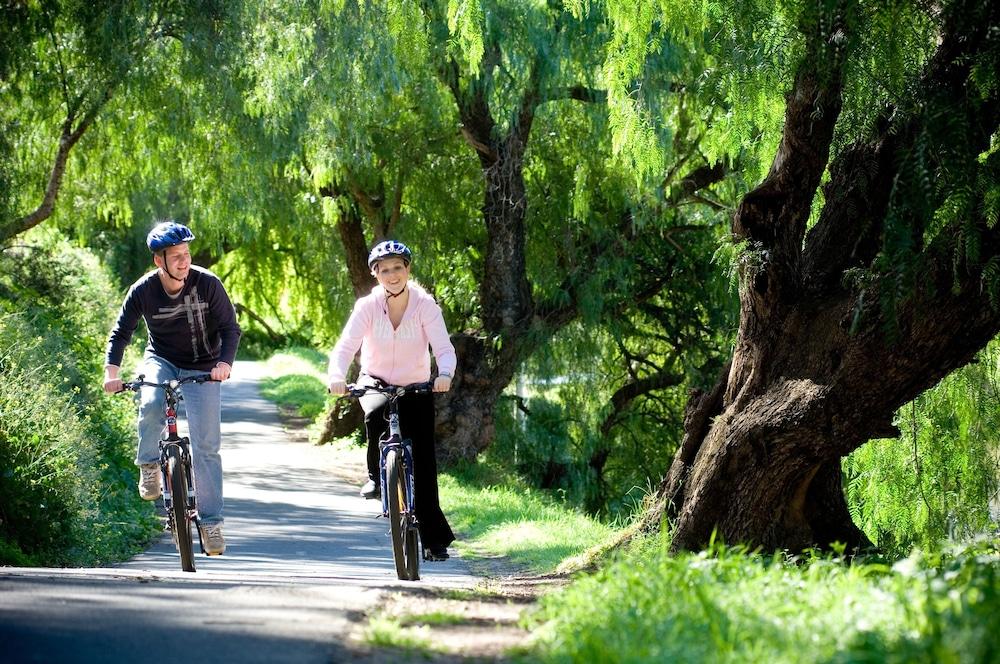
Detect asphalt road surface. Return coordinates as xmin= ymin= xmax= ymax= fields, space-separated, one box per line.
xmin=0 ymin=360 xmax=476 ymax=663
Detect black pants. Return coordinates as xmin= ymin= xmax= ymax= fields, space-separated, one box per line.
xmin=364 ymin=392 xmax=455 ymax=550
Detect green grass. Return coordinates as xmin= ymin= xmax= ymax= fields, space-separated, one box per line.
xmin=258 ymin=347 xmax=331 ymax=420
xmin=398 ymin=610 xmax=470 ymax=627
xmin=523 ymin=537 xmax=1000 ymax=663
xmin=364 ymin=614 xmax=435 ymax=655
xmin=440 ymin=465 xmax=618 ymax=574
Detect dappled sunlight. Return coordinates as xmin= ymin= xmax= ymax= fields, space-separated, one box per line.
xmin=115 ymin=366 xmax=476 ymax=585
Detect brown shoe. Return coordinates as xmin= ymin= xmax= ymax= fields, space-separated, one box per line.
xmin=199 ymin=523 xmax=226 ymax=555
xmin=138 ymin=463 xmax=161 ymax=501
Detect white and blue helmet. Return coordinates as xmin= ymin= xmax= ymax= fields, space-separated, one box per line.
xmin=367 ymin=240 xmax=412 ymax=268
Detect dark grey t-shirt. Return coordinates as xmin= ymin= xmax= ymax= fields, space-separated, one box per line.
xmin=105 ymin=266 xmax=241 ymax=371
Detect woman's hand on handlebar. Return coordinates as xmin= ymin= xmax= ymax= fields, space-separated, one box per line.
xmin=433 ymin=375 xmax=452 ymax=393
xmin=328 ymin=379 xmax=348 ymax=396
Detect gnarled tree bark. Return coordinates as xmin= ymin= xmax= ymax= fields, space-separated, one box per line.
xmin=636 ymin=1 xmax=1000 ymax=553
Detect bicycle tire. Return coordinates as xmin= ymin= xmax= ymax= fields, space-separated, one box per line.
xmin=386 ymin=449 xmax=418 ymax=580
xmin=166 ymin=446 xmax=196 ymax=572
xmin=403 ymin=507 xmax=420 ymax=581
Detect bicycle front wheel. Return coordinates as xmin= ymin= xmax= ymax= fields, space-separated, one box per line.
xmin=386 ymin=449 xmax=419 ymax=580
xmin=166 ymin=445 xmax=196 ymax=572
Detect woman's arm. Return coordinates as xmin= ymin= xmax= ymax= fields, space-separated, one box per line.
xmin=328 ymin=298 xmax=372 ymax=383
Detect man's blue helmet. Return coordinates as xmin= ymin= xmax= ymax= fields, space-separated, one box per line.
xmin=146 ymin=221 xmax=195 ymax=252
xmin=367 ymin=240 xmax=412 ymax=268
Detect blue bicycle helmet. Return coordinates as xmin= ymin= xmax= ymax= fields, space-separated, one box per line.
xmin=367 ymin=240 xmax=412 ymax=268
xmin=146 ymin=221 xmax=195 ymax=253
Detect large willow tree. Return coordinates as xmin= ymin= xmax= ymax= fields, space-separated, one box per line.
xmin=615 ymin=0 xmax=1000 ymax=552
xmin=244 ymin=0 xmax=731 ymax=460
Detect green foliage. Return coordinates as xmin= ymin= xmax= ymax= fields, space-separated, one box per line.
xmin=845 ymin=340 xmax=1000 ymax=557
xmin=0 ymin=234 xmax=158 ymax=565
xmin=0 ymin=1 xmax=242 ymax=242
xmin=525 ymin=538 xmax=1000 ymax=663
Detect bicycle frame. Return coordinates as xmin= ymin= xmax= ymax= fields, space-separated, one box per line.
xmin=157 ymin=382 xmax=200 ymax=537
xmin=120 ymin=373 xmax=214 ymax=566
xmin=377 ymin=393 xmax=418 ymax=523
xmin=345 ymin=380 xmax=433 ymax=581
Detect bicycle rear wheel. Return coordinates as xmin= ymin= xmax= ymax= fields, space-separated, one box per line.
xmin=386 ymin=449 xmax=419 ymax=580
xmin=166 ymin=445 xmax=196 ymax=572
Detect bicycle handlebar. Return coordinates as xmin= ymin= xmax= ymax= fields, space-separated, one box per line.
xmin=344 ymin=381 xmax=434 ymax=399
xmin=118 ymin=373 xmax=217 ymax=393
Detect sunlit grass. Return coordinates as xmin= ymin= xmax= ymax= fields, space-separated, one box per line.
xmin=398 ymin=611 xmax=469 ymax=627
xmin=524 ymin=538 xmax=1000 ymax=663
xmin=364 ymin=614 xmax=434 ymax=655
xmin=258 ymin=347 xmax=330 ymax=419
xmin=439 ymin=472 xmax=618 ymax=574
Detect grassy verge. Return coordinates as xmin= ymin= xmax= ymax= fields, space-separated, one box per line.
xmin=440 ymin=464 xmax=617 ymax=574
xmin=258 ymin=347 xmax=331 ymax=421
xmin=523 ymin=536 xmax=1000 ymax=663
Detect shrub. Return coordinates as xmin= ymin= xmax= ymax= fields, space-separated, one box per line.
xmin=0 ymin=237 xmax=159 ymax=565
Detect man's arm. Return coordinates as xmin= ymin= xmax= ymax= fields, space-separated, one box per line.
xmin=103 ymin=284 xmax=143 ymax=392
xmin=208 ymin=275 xmax=241 ymax=380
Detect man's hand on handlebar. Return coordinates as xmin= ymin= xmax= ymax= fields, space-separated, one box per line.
xmin=211 ymin=362 xmax=232 ymax=382
xmin=103 ymin=364 xmax=123 ymax=394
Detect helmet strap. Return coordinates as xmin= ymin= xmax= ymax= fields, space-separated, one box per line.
xmin=385 ymin=284 xmax=407 ymax=299
xmin=158 ymin=250 xmax=187 ymax=287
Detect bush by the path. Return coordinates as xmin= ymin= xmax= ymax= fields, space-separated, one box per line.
xmin=0 ymin=237 xmax=159 ymax=565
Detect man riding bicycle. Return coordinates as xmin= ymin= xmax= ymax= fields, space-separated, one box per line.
xmin=102 ymin=220 xmax=241 ymax=555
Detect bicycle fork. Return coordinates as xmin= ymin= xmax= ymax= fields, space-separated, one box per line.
xmin=159 ymin=404 xmax=201 ymax=545
xmin=378 ymin=410 xmax=417 ymax=522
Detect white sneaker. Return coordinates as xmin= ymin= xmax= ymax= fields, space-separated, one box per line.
xmin=200 ymin=523 xmax=226 ymax=555
xmin=138 ymin=463 xmax=161 ymax=500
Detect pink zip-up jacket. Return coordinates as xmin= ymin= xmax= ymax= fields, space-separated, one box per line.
xmin=328 ymin=283 xmax=457 ymax=386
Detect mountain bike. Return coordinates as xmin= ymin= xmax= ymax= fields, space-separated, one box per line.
xmin=345 ymin=381 xmax=433 ymax=581
xmin=119 ymin=373 xmax=216 ymax=572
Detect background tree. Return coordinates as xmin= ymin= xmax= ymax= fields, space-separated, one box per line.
xmin=241 ymin=0 xmax=733 ymax=463
xmin=0 ymin=1 xmax=237 ymax=245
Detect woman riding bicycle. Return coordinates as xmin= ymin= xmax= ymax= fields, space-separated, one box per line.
xmin=327 ymin=240 xmax=457 ymax=561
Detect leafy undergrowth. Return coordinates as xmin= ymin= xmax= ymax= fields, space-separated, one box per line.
xmin=0 ymin=236 xmax=160 ymax=566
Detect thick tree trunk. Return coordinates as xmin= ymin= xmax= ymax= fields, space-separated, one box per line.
xmin=636 ymin=1 xmax=1000 ymax=553
xmin=433 ymin=333 xmax=518 ymax=462
xmin=655 ymin=265 xmax=1000 ymax=552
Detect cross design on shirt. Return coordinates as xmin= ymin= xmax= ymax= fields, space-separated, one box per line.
xmin=151 ymin=286 xmax=213 ymax=361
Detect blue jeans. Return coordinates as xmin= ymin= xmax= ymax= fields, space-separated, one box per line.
xmin=136 ymin=354 xmax=224 ymax=526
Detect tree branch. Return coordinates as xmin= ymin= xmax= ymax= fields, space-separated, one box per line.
xmin=2 ymin=87 xmax=113 ymax=243
xmin=600 ymin=368 xmax=684 ymax=436
xmin=546 ymin=85 xmax=607 ymax=104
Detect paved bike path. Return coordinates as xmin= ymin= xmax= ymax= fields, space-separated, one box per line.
xmin=0 ymin=359 xmax=478 ymax=663
xmin=119 ymin=359 xmax=473 ymax=582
